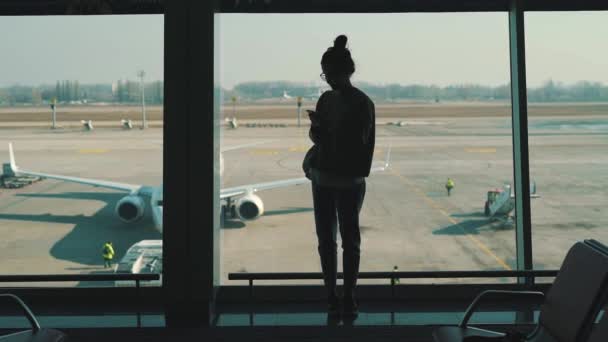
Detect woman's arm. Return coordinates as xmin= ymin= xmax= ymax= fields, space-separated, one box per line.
xmin=309 ymin=92 xmax=328 ymax=144
xmin=309 ymin=126 xmax=323 ymax=144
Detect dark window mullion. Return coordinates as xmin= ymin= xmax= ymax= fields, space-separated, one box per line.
xmin=508 ymin=0 xmax=533 ymax=283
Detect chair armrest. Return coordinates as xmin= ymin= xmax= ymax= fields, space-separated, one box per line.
xmin=459 ymin=290 xmax=545 ymax=328
xmin=0 ymin=294 xmax=40 ymax=332
xmin=585 ymin=239 xmax=608 ymax=257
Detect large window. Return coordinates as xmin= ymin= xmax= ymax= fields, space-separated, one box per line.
xmin=217 ymin=13 xmax=516 ymax=285
xmin=525 ymin=11 xmax=608 ymax=270
xmin=0 ymin=15 xmax=163 ymax=287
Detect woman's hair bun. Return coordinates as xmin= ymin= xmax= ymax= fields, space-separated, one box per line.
xmin=333 ymin=35 xmax=348 ymax=50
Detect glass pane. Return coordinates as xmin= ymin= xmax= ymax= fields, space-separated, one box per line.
xmin=526 ymin=12 xmax=608 ymax=271
xmin=217 ymin=13 xmax=515 ymax=285
xmin=0 ymin=15 xmax=164 ymax=287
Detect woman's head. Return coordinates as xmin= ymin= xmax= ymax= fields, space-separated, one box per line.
xmin=321 ymin=35 xmax=355 ymax=88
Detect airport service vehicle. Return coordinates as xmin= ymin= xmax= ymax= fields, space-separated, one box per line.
xmin=114 ymin=240 xmax=162 ymax=287
xmin=484 ymin=182 xmax=539 ymax=223
xmin=7 ymin=143 xmax=389 ymax=233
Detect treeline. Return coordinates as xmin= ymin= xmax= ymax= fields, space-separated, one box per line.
xmin=229 ymin=80 xmax=608 ymax=103
xmin=3 ymin=79 xmax=608 ymax=106
xmin=0 ymin=80 xmax=164 ymax=106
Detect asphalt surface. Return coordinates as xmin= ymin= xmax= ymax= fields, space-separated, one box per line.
xmin=0 ymin=113 xmax=606 ymax=286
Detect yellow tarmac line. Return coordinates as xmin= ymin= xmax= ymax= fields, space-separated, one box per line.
xmin=78 ymin=149 xmax=109 ymax=154
xmin=465 ymin=147 xmax=497 ymax=153
xmin=389 ymin=170 xmax=512 ymax=271
xmin=250 ymin=148 xmax=280 ymax=156
xmin=248 ymin=145 xmax=384 ymax=155
xmin=288 ymin=146 xmax=309 ymax=152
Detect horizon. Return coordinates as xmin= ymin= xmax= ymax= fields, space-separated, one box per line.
xmin=0 ymin=78 xmax=605 ymax=90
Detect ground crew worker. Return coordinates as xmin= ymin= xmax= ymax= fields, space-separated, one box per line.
xmin=446 ymin=178 xmax=455 ymax=196
xmin=102 ymin=241 xmax=115 ymax=269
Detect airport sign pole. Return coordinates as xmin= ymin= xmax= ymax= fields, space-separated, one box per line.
xmin=51 ymin=98 xmax=57 ymax=129
xmin=297 ymin=96 xmax=302 ymax=127
xmin=138 ymin=70 xmax=147 ymax=129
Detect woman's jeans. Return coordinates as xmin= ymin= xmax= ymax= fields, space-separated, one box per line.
xmin=312 ymin=181 xmax=366 ymax=299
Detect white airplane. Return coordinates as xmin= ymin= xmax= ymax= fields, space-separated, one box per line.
xmin=484 ymin=182 xmax=539 ymax=224
xmin=282 ymin=90 xmax=293 ymax=100
xmin=7 ymin=143 xmax=389 ymax=234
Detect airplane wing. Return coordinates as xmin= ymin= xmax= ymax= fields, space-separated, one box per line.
xmin=221 ymin=177 xmax=309 ymax=199
xmin=220 ymin=146 xmax=391 ymax=200
xmin=8 ymin=143 xmax=141 ymax=193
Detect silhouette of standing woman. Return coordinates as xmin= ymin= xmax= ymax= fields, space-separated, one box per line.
xmin=307 ymin=35 xmax=375 ymax=318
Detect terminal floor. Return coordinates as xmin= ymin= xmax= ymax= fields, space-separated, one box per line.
xmin=0 ymin=299 xmax=540 ymax=341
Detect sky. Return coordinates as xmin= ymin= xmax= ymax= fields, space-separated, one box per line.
xmin=0 ymin=12 xmax=607 ymax=89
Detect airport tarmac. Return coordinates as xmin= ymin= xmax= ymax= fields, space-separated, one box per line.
xmin=0 ymin=112 xmax=606 ymax=287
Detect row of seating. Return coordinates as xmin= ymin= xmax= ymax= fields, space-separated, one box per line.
xmin=434 ymin=239 xmax=608 ymax=342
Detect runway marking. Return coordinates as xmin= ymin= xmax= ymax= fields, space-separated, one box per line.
xmin=288 ymin=146 xmax=310 ymax=152
xmin=250 ymin=148 xmax=279 ymax=156
xmin=286 ymin=146 xmax=385 ymax=154
xmin=389 ymin=169 xmax=512 ymax=271
xmin=79 ymin=149 xmax=109 ymax=154
xmin=465 ymin=148 xmax=496 ymax=153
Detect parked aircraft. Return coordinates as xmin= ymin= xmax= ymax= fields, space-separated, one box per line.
xmin=7 ymin=143 xmax=389 ymax=233
xmin=282 ymin=90 xmax=293 ymax=100
xmin=484 ymin=182 xmax=539 ymax=223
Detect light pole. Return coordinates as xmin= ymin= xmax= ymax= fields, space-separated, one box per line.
xmin=137 ymin=70 xmax=147 ymax=129
xmin=51 ymin=98 xmax=57 ymax=129
xmin=231 ymin=95 xmax=237 ymax=118
xmin=297 ymin=96 xmax=302 ymax=127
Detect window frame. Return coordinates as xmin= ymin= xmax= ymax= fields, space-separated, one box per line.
xmin=2 ymin=0 xmax=608 ymax=327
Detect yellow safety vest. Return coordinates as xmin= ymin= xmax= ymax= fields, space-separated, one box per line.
xmin=447 ymin=179 xmax=454 ymax=188
xmin=102 ymin=244 xmax=115 ymax=259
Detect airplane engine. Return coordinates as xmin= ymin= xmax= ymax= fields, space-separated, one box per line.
xmin=115 ymin=195 xmax=145 ymax=223
xmin=235 ymin=194 xmax=264 ymax=221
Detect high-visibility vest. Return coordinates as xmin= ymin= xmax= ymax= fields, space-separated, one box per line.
xmin=102 ymin=244 xmax=115 ymax=259
xmin=447 ymin=179 xmax=455 ymax=188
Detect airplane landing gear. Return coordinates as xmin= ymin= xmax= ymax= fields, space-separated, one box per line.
xmin=221 ymin=198 xmax=238 ymax=222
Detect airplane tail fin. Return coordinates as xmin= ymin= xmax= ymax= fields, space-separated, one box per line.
xmin=8 ymin=142 xmax=18 ymax=173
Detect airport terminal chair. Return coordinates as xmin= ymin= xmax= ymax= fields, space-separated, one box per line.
xmin=587 ymin=306 xmax=608 ymax=342
xmin=0 ymin=294 xmax=66 ymax=342
xmin=433 ymin=240 xmax=608 ymax=342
